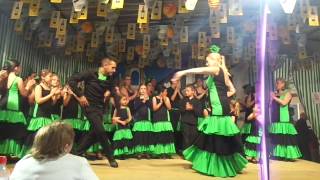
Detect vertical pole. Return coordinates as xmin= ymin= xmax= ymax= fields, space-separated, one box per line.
xmin=256 ymin=0 xmax=270 ymax=180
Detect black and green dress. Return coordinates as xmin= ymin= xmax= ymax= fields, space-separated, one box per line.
xmin=183 ymin=69 xmax=247 ymax=177
xmin=113 ymin=107 xmax=133 ymax=156
xmin=269 ymin=91 xmax=301 ymax=160
xmin=0 ymin=77 xmax=27 ymax=156
xmin=244 ymin=118 xmax=262 ymax=160
xmin=152 ymin=98 xmax=176 ymax=155
xmin=51 ymin=98 xmax=62 ymax=121
xmin=62 ymin=96 xmax=85 ymax=144
xmin=19 ymin=86 xmax=55 ymax=157
xmin=132 ymin=97 xmax=154 ymax=154
xmin=241 ymin=94 xmax=255 ymax=143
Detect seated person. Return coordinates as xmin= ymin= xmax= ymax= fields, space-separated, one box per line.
xmin=10 ymin=121 xmax=98 ymax=180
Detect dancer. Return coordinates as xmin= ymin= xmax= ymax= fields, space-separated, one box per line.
xmin=132 ymin=84 xmax=154 ymax=159
xmin=0 ymin=60 xmax=35 ymax=157
xmin=269 ymin=78 xmax=301 ymax=160
xmin=68 ymin=57 xmax=118 ymax=167
xmin=244 ymin=104 xmax=261 ymax=163
xmin=172 ymin=45 xmax=247 ymax=177
xmin=112 ymin=96 xmax=133 ymax=158
xmin=241 ymin=85 xmax=255 ymax=142
xmin=152 ymin=86 xmax=176 ymax=158
xmin=51 ymin=73 xmax=63 ymax=120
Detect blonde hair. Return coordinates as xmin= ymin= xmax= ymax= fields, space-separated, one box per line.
xmin=31 ymin=121 xmax=75 ymax=160
xmin=208 ymin=53 xmax=231 ymax=76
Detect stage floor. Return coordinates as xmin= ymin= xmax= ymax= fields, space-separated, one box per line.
xmin=90 ymin=157 xmax=320 ymax=180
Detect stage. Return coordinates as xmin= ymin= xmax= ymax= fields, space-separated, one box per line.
xmin=89 ymin=157 xmax=320 ymax=180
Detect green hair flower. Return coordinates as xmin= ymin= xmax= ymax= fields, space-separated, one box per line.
xmin=209 ymin=45 xmax=220 ymax=53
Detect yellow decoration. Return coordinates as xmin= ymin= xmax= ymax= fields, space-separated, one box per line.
xmin=198 ymin=32 xmax=206 ymax=48
xmin=111 ymin=0 xmax=124 ymax=9
xmin=219 ymin=3 xmax=227 ymax=23
xmin=56 ymin=18 xmax=67 ymax=36
xmin=91 ymin=32 xmax=99 ymax=48
xmin=29 ymin=0 xmax=40 ymax=17
xmin=69 ymin=9 xmax=79 ymax=24
xmin=127 ymin=23 xmax=136 ymax=39
xmin=105 ymin=26 xmax=114 ymax=43
xmin=119 ymin=39 xmax=126 ymax=52
xmin=50 ymin=11 xmax=60 ymax=28
xmin=308 ymin=6 xmax=319 ymax=26
xmin=151 ymin=0 xmax=162 ymax=20
xmin=180 ymin=26 xmax=188 ymax=43
xmin=78 ymin=3 xmax=88 ymax=20
xmin=208 ymin=0 xmax=220 ymax=10
xmin=11 ymin=1 xmax=24 ymax=20
xmin=228 ymin=0 xmax=243 ymax=16
xmin=139 ymin=23 xmax=149 ymax=34
xmin=137 ymin=4 xmax=148 ymax=24
xmin=14 ymin=19 xmax=24 ymax=32
xmin=178 ymin=0 xmax=189 ymax=14
xmin=97 ymin=2 xmax=108 ymax=17
xmin=127 ymin=46 xmax=134 ymax=60
xmin=50 ymin=0 xmax=62 ymax=3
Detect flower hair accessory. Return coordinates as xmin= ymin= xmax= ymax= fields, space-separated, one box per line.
xmin=209 ymin=44 xmax=220 ymax=53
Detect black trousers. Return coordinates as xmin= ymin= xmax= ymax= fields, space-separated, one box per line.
xmin=77 ymin=106 xmax=114 ymax=159
xmin=181 ymin=122 xmax=198 ymax=150
xmin=170 ymin=109 xmax=182 ymax=151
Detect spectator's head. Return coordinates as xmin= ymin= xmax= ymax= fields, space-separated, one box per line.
xmin=123 ymin=75 xmax=132 ymax=87
xmin=170 ymin=80 xmax=178 ymax=88
xmin=31 ymin=122 xmax=75 ymax=160
xmin=51 ymin=73 xmax=60 ymax=88
xmin=196 ymin=78 xmax=204 ymax=88
xmin=276 ymin=78 xmax=287 ymax=91
xmin=158 ymin=85 xmax=168 ymax=97
xmin=185 ymin=84 xmax=195 ymax=98
xmin=138 ymin=84 xmax=147 ymax=96
xmin=300 ymin=112 xmax=308 ymax=120
xmin=40 ymin=69 xmax=52 ymax=85
xmin=242 ymin=84 xmax=255 ymax=95
xmin=3 ymin=60 xmax=21 ymax=74
xmin=119 ymin=96 xmax=129 ymax=106
xmin=151 ymin=78 xmax=157 ymax=87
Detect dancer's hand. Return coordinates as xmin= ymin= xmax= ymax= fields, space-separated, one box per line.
xmin=79 ymin=96 xmax=89 ymax=107
xmin=171 ymin=71 xmax=185 ymax=82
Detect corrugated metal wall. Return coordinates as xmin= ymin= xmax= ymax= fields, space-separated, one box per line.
xmin=0 ymin=13 xmax=96 ymax=83
xmin=293 ymin=63 xmax=320 ymax=140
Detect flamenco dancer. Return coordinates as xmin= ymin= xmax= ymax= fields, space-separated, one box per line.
xmin=68 ymin=57 xmax=118 ymax=168
xmin=172 ymin=45 xmax=247 ymax=177
xmin=269 ymin=78 xmax=301 ymax=161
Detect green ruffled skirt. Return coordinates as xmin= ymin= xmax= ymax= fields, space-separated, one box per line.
xmin=27 ymin=117 xmax=54 ymax=131
xmin=0 ymin=139 xmax=22 ymax=157
xmin=152 ymin=121 xmax=176 ymax=155
xmin=241 ymin=123 xmax=252 ymax=135
xmin=64 ymin=118 xmax=85 ymax=131
xmin=184 ymin=146 xmax=248 ymax=177
xmin=0 ymin=110 xmax=26 ymax=124
xmin=113 ymin=129 xmax=134 ymax=156
xmin=183 ymin=115 xmax=247 ymax=177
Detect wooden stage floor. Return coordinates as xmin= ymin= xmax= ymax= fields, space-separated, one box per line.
xmin=90 ymin=157 xmax=320 ymax=180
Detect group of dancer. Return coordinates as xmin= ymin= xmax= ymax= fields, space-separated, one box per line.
xmin=0 ymin=44 xmax=302 ymax=178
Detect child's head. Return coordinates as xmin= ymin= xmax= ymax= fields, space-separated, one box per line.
xmin=158 ymin=86 xmax=167 ymax=97
xmin=138 ymin=84 xmax=147 ymax=96
xmin=185 ymin=84 xmax=195 ymax=97
xmin=119 ymin=96 xmax=129 ymax=106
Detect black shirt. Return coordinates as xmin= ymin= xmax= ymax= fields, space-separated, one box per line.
xmin=68 ymin=69 xmax=115 ymax=108
xmin=167 ymin=87 xmax=181 ymax=109
xmin=179 ymin=97 xmax=202 ymax=125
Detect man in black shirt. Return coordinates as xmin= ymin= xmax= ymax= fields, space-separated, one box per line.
xmin=179 ymin=84 xmax=201 ymax=150
xmin=68 ymin=57 xmax=118 ymax=168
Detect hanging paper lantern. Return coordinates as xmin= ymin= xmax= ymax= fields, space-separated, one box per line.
xmin=208 ymin=0 xmax=220 ymax=10
xmin=81 ymin=21 xmax=93 ymax=33
xmin=163 ymin=3 xmax=177 ymax=18
xmin=167 ymin=26 xmax=175 ymax=39
xmin=135 ymin=45 xmax=143 ymax=55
